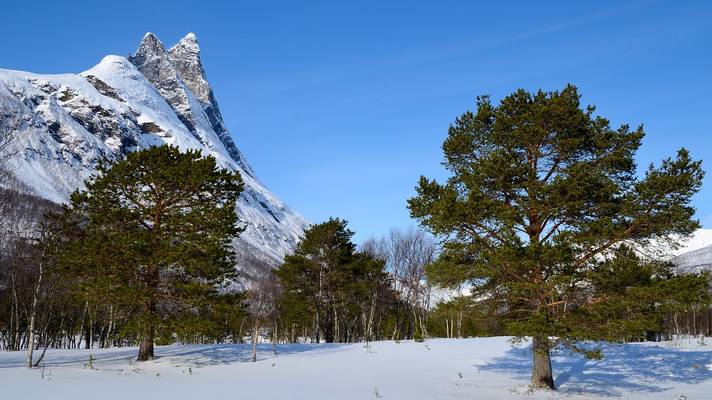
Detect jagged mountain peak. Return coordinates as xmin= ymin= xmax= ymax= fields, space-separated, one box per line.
xmin=171 ymin=32 xmax=200 ymax=53
xmin=134 ymin=32 xmax=167 ymax=60
xmin=0 ymin=33 xmax=307 ymax=267
xmin=128 ymin=32 xmax=254 ymax=177
xmin=128 ymin=32 xmax=213 ymax=152
xmin=168 ymin=33 xmax=212 ymax=106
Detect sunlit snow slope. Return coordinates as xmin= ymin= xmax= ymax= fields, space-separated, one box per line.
xmin=672 ymin=229 xmax=712 ymax=274
xmin=0 ymin=33 xmax=307 ymax=265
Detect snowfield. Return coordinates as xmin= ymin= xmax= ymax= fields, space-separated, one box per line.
xmin=1 ymin=337 xmax=711 ymax=399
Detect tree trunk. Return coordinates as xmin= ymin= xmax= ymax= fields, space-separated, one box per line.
xmin=77 ymin=300 xmax=88 ymax=349
xmin=137 ymin=316 xmax=155 ymax=361
xmin=272 ymin=323 xmax=278 ymax=356
xmin=26 ymin=260 xmax=44 ymax=368
xmin=12 ymin=276 xmax=21 ymax=351
xmin=391 ymin=303 xmax=400 ymax=341
xmin=456 ymin=311 xmax=463 ymax=339
xmin=314 ymin=309 xmax=321 ymax=343
xmin=251 ymin=319 xmax=259 ymax=362
xmin=238 ymin=316 xmax=246 ymax=343
xmin=366 ymin=294 xmax=376 ymax=342
xmin=26 ymin=316 xmax=36 ymax=367
xmin=105 ymin=305 xmax=115 ymax=348
xmin=86 ymin=305 xmax=93 ymax=349
xmin=333 ymin=305 xmax=339 ymax=343
xmin=531 ymin=336 xmax=555 ymax=390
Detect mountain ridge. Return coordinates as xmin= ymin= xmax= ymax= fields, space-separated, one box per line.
xmin=0 ymin=32 xmax=307 ymax=266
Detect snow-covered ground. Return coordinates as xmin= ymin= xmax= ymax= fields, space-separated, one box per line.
xmin=1 ymin=337 xmax=711 ymax=399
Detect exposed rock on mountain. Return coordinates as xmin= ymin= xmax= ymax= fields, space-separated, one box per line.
xmin=0 ymin=32 xmax=307 ymax=265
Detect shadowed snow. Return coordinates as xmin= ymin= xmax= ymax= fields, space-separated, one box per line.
xmin=1 ymin=337 xmax=711 ymax=399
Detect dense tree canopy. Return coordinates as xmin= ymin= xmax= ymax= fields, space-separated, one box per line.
xmin=408 ymin=85 xmax=707 ymax=389
xmin=275 ymin=218 xmax=393 ymax=343
xmin=56 ymin=145 xmax=244 ymax=360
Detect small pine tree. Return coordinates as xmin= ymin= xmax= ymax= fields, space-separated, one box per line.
xmin=274 ymin=218 xmax=390 ymax=343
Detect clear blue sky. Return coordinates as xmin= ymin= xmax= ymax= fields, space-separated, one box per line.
xmin=2 ymin=0 xmax=711 ymax=242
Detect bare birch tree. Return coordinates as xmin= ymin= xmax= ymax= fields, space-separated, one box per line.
xmin=247 ymin=273 xmax=279 ymax=362
xmin=362 ymin=227 xmax=437 ymax=340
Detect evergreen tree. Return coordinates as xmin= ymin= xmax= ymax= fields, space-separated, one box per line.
xmin=274 ymin=218 xmax=391 ymax=343
xmin=574 ymin=245 xmax=709 ymax=344
xmin=408 ymin=85 xmax=706 ymax=389
xmin=57 ymin=145 xmax=243 ymax=361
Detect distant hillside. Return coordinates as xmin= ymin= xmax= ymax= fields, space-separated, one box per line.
xmin=673 ymin=242 xmax=712 ymax=274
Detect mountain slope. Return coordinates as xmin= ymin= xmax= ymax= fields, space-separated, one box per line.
xmin=670 ymin=228 xmax=712 ymax=274
xmin=673 ymin=244 xmax=712 ymax=274
xmin=0 ymin=32 xmax=307 ymax=265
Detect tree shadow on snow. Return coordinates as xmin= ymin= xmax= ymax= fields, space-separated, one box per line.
xmin=0 ymin=343 xmax=351 ymax=369
xmin=154 ymin=342 xmax=351 ymax=367
xmin=480 ymin=342 xmax=712 ymax=397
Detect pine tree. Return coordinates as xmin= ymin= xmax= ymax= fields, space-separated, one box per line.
xmin=408 ymin=85 xmax=706 ymax=389
xmin=274 ymin=218 xmax=390 ymax=343
xmin=574 ymin=245 xmax=709 ymax=344
xmin=56 ymin=145 xmax=243 ymax=361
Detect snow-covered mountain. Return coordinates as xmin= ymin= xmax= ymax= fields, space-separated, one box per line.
xmin=670 ymin=229 xmax=712 ymax=274
xmin=673 ymin=244 xmax=712 ymax=274
xmin=668 ymin=228 xmax=712 ymax=257
xmin=0 ymin=32 xmax=307 ymax=265
xmin=647 ymin=228 xmax=712 ymax=274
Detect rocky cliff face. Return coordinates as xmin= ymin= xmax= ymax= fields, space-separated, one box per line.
xmin=0 ymin=32 xmax=307 ymax=266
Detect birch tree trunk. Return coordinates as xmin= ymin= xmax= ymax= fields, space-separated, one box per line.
xmin=251 ymin=318 xmax=259 ymax=362
xmin=77 ymin=300 xmax=88 ymax=349
xmin=26 ymin=260 xmax=44 ymax=368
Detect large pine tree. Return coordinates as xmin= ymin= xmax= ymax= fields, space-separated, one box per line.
xmin=58 ymin=145 xmax=243 ymax=361
xmin=408 ymin=85 xmax=706 ymax=389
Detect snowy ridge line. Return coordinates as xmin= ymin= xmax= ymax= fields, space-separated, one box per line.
xmin=0 ymin=32 xmax=308 ymax=266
